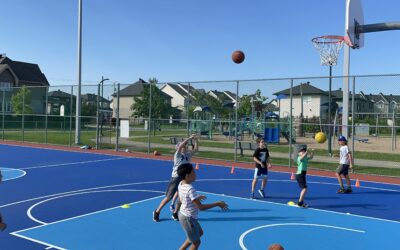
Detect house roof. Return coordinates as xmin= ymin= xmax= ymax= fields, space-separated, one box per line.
xmin=48 ymin=89 xmax=76 ymax=98
xmin=0 ymin=56 xmax=49 ymax=86
xmin=82 ymin=93 xmax=110 ymax=103
xmin=113 ymin=78 xmax=172 ymax=99
xmin=164 ymin=83 xmax=188 ymax=97
xmin=273 ymin=82 xmax=326 ymax=96
xmin=116 ymin=78 xmax=147 ymax=97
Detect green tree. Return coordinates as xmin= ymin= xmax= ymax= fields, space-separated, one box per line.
xmin=11 ymin=86 xmax=33 ymax=114
xmin=131 ymin=78 xmax=179 ymax=119
xmin=81 ymin=103 xmax=97 ymax=116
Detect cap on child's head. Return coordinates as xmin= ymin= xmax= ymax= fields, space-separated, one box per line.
xmin=338 ymin=135 xmax=347 ymax=142
xmin=298 ymin=145 xmax=307 ymax=153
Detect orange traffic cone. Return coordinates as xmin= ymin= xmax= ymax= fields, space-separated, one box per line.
xmin=355 ymin=178 xmax=360 ymax=187
xmin=290 ymin=172 xmax=295 ymax=180
xmin=230 ymin=165 xmax=235 ymax=174
xmin=195 ymin=163 xmax=199 ymax=170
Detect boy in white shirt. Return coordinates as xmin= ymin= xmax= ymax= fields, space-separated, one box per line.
xmin=336 ymin=136 xmax=353 ymax=193
xmin=177 ymin=163 xmax=228 ymax=250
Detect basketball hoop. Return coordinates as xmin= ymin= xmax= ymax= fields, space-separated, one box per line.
xmin=312 ymin=35 xmax=347 ymax=66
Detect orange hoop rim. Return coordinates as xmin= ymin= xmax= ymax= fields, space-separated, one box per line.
xmin=311 ymin=35 xmax=346 ymax=44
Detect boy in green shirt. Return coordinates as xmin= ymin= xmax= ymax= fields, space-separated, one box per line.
xmin=295 ymin=145 xmax=313 ymax=208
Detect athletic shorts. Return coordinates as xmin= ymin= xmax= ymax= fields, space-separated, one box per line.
xmin=337 ymin=164 xmax=350 ymax=176
xmin=296 ymin=171 xmax=307 ymax=189
xmin=178 ymin=212 xmax=201 ymax=243
xmin=165 ymin=177 xmax=181 ymax=200
xmin=253 ymin=168 xmax=268 ymax=180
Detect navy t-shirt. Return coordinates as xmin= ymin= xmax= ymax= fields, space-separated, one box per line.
xmin=253 ymin=147 xmax=269 ymax=169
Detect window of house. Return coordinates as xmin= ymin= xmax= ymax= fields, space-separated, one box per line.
xmin=0 ymin=82 xmax=12 ymax=92
xmin=302 ymin=96 xmax=311 ymax=104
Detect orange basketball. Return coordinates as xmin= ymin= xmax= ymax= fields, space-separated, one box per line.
xmin=232 ymin=50 xmax=245 ymax=64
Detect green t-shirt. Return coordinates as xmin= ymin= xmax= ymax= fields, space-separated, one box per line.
xmin=296 ymin=155 xmax=308 ymax=174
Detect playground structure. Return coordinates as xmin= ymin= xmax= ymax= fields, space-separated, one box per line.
xmin=190 ymin=106 xmax=214 ymax=139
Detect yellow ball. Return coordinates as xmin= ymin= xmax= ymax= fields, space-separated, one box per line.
xmin=315 ymin=132 xmax=327 ymax=143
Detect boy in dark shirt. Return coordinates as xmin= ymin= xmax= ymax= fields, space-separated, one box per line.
xmin=251 ymin=138 xmax=271 ymax=199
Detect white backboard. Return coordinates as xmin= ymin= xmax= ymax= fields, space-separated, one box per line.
xmin=346 ymin=0 xmax=364 ymax=48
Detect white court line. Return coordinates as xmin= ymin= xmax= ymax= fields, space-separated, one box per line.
xmin=8 ymin=232 xmax=66 ymax=250
xmin=238 ymin=223 xmax=365 ymax=250
xmin=0 ymin=167 xmax=26 ymax=181
xmin=12 ymin=195 xmax=163 ymax=235
xmin=2 ymin=141 xmax=399 ymax=186
xmin=10 ymin=185 xmax=400 ymax=249
xmin=27 ymin=189 xmax=164 ymax=225
xmin=200 ymin=190 xmax=400 ymax=224
xmin=20 ymin=157 xmax=126 ymax=170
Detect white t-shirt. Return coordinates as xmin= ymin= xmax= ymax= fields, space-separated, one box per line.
xmin=340 ymin=145 xmax=351 ymax=165
xmin=178 ymin=183 xmax=200 ymax=219
xmin=171 ymin=151 xmax=192 ymax=178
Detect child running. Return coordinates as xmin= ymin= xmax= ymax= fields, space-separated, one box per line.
xmin=251 ymin=138 xmax=271 ymax=199
xmin=153 ymin=135 xmax=198 ymax=222
xmin=177 ymin=163 xmax=228 ymax=250
xmin=295 ymin=145 xmax=313 ymax=208
xmin=336 ymin=135 xmax=353 ymax=194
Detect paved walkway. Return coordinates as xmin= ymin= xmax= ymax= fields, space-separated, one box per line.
xmin=117 ymin=138 xmax=400 ymax=169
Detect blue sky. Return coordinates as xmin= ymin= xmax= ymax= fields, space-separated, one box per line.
xmin=2 ymin=0 xmax=400 ymax=97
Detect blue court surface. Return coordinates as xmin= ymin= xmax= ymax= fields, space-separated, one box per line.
xmin=1 ymin=144 xmax=399 ymax=250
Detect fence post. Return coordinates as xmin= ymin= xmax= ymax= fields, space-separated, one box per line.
xmin=115 ymin=83 xmax=120 ymax=152
xmin=147 ymin=82 xmax=152 ymax=154
xmin=45 ymin=86 xmax=48 ymax=144
xmin=187 ymin=82 xmax=191 ymax=137
xmin=69 ymin=86 xmax=73 ymax=146
xmin=234 ymin=81 xmax=239 ymax=162
xmin=351 ymin=76 xmax=356 ymax=171
xmin=96 ymin=83 xmax=100 ymax=150
xmin=289 ymin=79 xmax=293 ymax=169
xmin=2 ymin=91 xmax=4 ymax=140
xmin=22 ymin=87 xmax=25 ymax=142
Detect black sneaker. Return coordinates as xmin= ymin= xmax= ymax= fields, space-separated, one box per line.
xmin=153 ymin=211 xmax=160 ymax=222
xmin=297 ymin=202 xmax=308 ymax=208
xmin=337 ymin=188 xmax=346 ymax=194
xmin=346 ymin=188 xmax=353 ymax=193
xmin=0 ymin=222 xmax=7 ymax=231
xmin=172 ymin=212 xmax=179 ymax=221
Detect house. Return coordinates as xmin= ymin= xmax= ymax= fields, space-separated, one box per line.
xmin=82 ymin=93 xmax=111 ymax=110
xmin=47 ymin=90 xmax=76 ymax=116
xmin=160 ymin=83 xmax=196 ymax=110
xmin=208 ymin=90 xmax=236 ymax=104
xmin=112 ymin=79 xmax=172 ymax=119
xmin=0 ymin=54 xmax=49 ymax=114
xmin=273 ymin=82 xmax=329 ymax=118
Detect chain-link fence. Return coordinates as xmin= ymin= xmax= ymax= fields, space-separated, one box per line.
xmin=3 ymin=74 xmax=400 ymax=176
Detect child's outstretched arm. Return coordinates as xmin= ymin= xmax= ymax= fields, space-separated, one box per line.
xmin=308 ymin=149 xmax=314 ymax=160
xmin=348 ymin=151 xmax=353 ymax=169
xmin=193 ymin=198 xmax=228 ymax=211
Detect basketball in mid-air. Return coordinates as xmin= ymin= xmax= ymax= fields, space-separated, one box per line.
xmin=232 ymin=50 xmax=245 ymax=64
xmin=315 ymin=132 xmax=327 ymax=144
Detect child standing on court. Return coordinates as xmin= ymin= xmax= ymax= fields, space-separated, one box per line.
xmin=336 ymin=135 xmax=353 ymax=193
xmin=153 ymin=135 xmax=198 ymax=222
xmin=251 ymin=138 xmax=271 ymax=199
xmin=177 ymin=163 xmax=228 ymax=250
xmin=295 ymin=145 xmax=313 ymax=208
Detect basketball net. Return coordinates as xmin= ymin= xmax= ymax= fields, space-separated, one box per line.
xmin=312 ymin=35 xmax=346 ymax=66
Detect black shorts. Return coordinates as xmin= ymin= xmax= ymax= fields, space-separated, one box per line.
xmin=337 ymin=164 xmax=350 ymax=176
xmin=296 ymin=171 xmax=307 ymax=189
xmin=165 ymin=177 xmax=181 ymax=200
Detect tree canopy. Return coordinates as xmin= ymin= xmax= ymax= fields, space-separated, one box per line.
xmin=11 ymin=86 xmax=33 ymax=114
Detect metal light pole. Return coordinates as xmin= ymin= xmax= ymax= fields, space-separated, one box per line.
xmin=75 ymin=0 xmax=83 ymax=144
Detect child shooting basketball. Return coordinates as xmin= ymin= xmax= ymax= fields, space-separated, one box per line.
xmin=251 ymin=138 xmax=271 ymax=199
xmin=153 ymin=135 xmax=199 ymax=222
xmin=336 ymin=136 xmax=353 ymax=194
xmin=295 ymin=145 xmax=313 ymax=208
xmin=176 ymin=163 xmax=228 ymax=250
